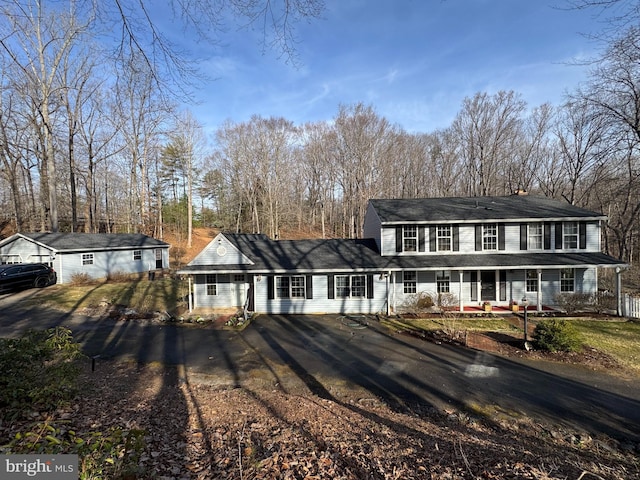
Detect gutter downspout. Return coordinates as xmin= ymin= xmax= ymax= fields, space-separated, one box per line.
xmin=616 ymin=267 xmax=623 ymax=317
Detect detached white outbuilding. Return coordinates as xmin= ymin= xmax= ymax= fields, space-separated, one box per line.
xmin=0 ymin=232 xmax=170 ymax=283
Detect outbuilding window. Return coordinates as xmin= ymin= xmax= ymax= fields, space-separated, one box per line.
xmin=133 ymin=249 xmax=142 ymax=261
xmin=82 ymin=253 xmax=94 ymax=265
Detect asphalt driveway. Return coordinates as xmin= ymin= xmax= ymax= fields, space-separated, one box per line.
xmin=1 ymin=290 xmax=639 ymax=444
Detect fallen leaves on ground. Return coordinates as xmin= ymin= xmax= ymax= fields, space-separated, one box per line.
xmin=15 ymin=361 xmax=634 ymax=479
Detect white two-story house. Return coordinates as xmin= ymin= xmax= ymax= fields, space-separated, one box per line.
xmin=178 ymin=194 xmax=627 ymax=315
xmin=363 ymin=194 xmax=626 ymax=314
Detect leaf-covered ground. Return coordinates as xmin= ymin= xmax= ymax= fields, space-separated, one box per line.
xmin=57 ymin=361 xmax=639 ymax=479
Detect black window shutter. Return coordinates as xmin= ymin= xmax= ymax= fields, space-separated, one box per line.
xmin=499 ymin=270 xmax=507 ymax=301
xmin=306 ymin=275 xmax=313 ymax=299
xmin=367 ymin=274 xmax=374 ymax=299
xmin=267 ymin=276 xmax=274 ymax=299
xmin=520 ymin=224 xmax=527 ymax=250
xmin=470 ymin=271 xmax=478 ymax=301
xmin=579 ymin=222 xmax=587 ymax=249
xmin=429 ymin=226 xmax=436 ymax=251
xmin=327 ymin=275 xmax=334 ymax=299
xmin=396 ymin=226 xmax=403 ymax=252
xmin=453 ymin=225 xmax=459 ymax=251
xmin=555 ymin=222 xmax=563 ymax=249
xmin=475 ymin=225 xmax=482 ymax=251
xmin=544 ymin=222 xmax=551 ymax=250
xmin=498 ymin=223 xmax=505 ymax=251
xmin=418 ymin=227 xmax=426 ymax=252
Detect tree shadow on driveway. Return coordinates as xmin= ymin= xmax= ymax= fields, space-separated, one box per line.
xmin=243 ymin=314 xmax=640 ymax=443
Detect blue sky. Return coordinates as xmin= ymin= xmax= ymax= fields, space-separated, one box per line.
xmin=187 ymin=1 xmax=611 ymax=134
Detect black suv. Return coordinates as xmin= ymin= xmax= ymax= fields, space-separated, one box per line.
xmin=0 ymin=263 xmax=57 ymax=293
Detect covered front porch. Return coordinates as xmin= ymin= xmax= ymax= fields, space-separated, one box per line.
xmin=387 ymin=264 xmax=626 ymax=316
xmin=460 ymin=303 xmax=557 ymax=314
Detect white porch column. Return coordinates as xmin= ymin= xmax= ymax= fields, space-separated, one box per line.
xmin=536 ymin=269 xmax=542 ymax=312
xmin=458 ymin=270 xmax=464 ymax=312
xmin=188 ymin=276 xmax=193 ymax=312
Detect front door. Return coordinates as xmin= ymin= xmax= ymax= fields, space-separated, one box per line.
xmin=230 ymin=274 xmax=247 ymax=307
xmin=480 ymin=270 xmax=496 ymax=301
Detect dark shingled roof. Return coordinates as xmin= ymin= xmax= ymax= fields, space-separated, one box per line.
xmin=369 ymin=195 xmax=607 ymax=224
xmin=177 ymin=233 xmax=625 ymax=274
xmin=225 ymin=234 xmax=395 ymax=272
xmin=389 ymin=252 xmax=626 ymax=270
xmin=16 ymin=233 xmax=169 ymax=251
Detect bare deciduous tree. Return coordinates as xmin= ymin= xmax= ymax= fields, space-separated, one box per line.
xmin=452 ymin=91 xmax=526 ymax=196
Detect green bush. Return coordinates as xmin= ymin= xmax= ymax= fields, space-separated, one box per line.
xmin=533 ymin=319 xmax=583 ymax=353
xmin=7 ymin=421 xmax=146 ymax=479
xmin=0 ymin=327 xmax=83 ymax=420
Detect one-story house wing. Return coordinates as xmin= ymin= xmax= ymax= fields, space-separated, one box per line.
xmin=177 ymin=233 xmax=397 ymax=314
xmin=0 ymin=232 xmax=170 ymax=283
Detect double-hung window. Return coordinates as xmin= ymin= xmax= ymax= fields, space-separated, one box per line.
xmin=82 ymin=253 xmax=94 ymax=265
xmin=403 ymin=271 xmax=417 ymax=294
xmin=482 ymin=224 xmax=498 ymax=251
xmin=436 ymin=270 xmax=450 ymax=293
xmin=133 ymin=249 xmax=142 ymax=261
xmin=335 ymin=275 xmax=367 ymax=298
xmin=403 ymin=226 xmax=417 ymax=252
xmin=560 ymin=268 xmax=575 ymax=292
xmin=526 ymin=270 xmax=538 ymax=293
xmin=437 ymin=226 xmax=451 ymax=251
xmin=206 ymin=274 xmax=217 ymax=296
xmin=276 ymin=275 xmax=306 ymax=299
xmin=563 ymin=222 xmax=578 ymax=249
xmin=528 ymin=224 xmax=543 ymax=250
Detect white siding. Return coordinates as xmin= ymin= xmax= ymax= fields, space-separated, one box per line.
xmin=380 ymin=221 xmax=601 ymax=256
xmin=253 ymin=274 xmax=389 ymax=314
xmin=190 ymin=234 xmax=252 ymax=266
xmin=0 ymin=237 xmax=54 ymax=263
xmin=57 ymin=248 xmax=168 ymax=283
xmin=193 ymin=274 xmax=250 ymax=309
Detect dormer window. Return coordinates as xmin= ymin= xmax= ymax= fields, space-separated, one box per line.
xmin=403 ymin=226 xmax=417 ymax=252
